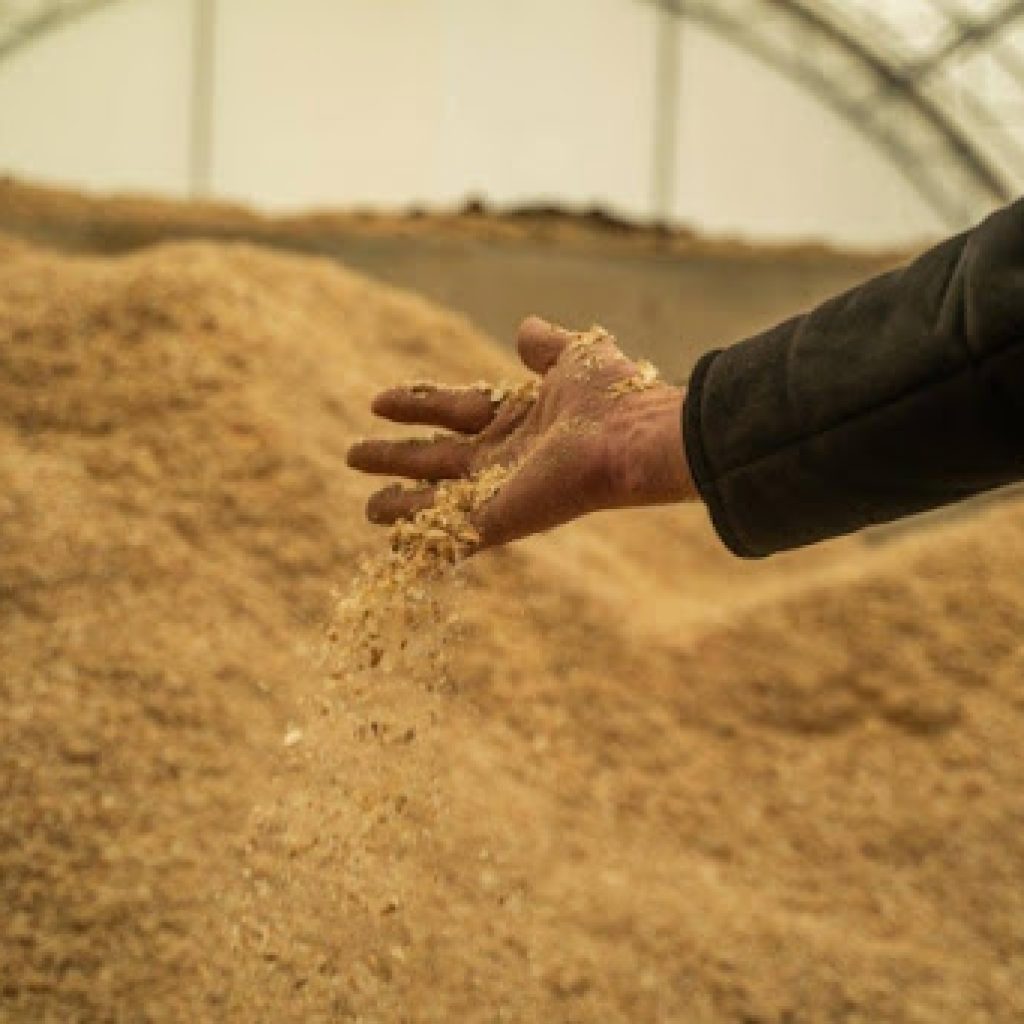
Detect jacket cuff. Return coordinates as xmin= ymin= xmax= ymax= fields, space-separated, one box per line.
xmin=683 ymin=349 xmax=758 ymax=558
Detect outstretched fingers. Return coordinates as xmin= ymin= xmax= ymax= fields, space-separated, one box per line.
xmin=372 ymin=382 xmax=500 ymax=434
xmin=347 ymin=434 xmax=473 ymax=482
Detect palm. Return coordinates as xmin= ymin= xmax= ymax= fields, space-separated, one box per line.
xmin=348 ymin=317 xmax=691 ymax=549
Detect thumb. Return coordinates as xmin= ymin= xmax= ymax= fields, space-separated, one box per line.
xmin=516 ymin=315 xmax=574 ymax=375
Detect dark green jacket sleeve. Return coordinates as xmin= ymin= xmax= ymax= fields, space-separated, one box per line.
xmin=683 ymin=197 xmax=1024 ymax=558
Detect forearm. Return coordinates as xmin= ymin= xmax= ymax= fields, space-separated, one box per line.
xmin=684 ymin=198 xmax=1024 ymax=557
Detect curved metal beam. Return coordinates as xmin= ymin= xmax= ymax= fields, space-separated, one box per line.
xmin=908 ymin=0 xmax=1024 ymax=79
xmin=765 ymin=0 xmax=1008 ymax=199
xmin=646 ymin=0 xmax=1017 ymax=227
xmin=0 ymin=1 xmax=122 ymax=66
xmin=3 ymin=0 xmax=1020 ymax=231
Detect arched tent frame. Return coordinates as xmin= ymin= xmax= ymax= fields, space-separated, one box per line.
xmin=0 ymin=0 xmax=215 ymax=196
xmin=2 ymin=1 xmax=1023 ymax=225
xmin=0 ymin=1 xmax=119 ymax=64
xmin=645 ymin=0 xmax=1024 ymax=228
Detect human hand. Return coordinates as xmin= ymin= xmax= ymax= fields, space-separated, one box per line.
xmin=347 ymin=316 xmax=697 ymax=550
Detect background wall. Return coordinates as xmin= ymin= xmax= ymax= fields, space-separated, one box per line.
xmin=0 ymin=0 xmax=948 ymax=248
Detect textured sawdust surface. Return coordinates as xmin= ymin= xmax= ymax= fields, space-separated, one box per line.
xmin=2 ymin=232 xmax=1023 ymax=1023
xmin=0 ymin=177 xmax=902 ymax=387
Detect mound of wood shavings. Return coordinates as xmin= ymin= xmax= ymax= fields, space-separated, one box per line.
xmin=7 ymin=224 xmax=1024 ymax=1024
xmin=326 ymin=462 xmax=515 ymax=685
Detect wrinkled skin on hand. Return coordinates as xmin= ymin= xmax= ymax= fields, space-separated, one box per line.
xmin=347 ymin=316 xmax=697 ymax=550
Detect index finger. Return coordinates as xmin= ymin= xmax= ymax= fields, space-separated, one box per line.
xmin=372 ymin=382 xmax=500 ymax=434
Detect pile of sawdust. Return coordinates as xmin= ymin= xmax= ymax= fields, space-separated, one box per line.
xmin=0 ymin=233 xmax=510 ymax=1020
xmin=2 ymin=231 xmax=1023 ymax=1023
xmin=0 ymin=176 xmax=909 ymax=263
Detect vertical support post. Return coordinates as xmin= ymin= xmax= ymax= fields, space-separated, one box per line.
xmin=651 ymin=4 xmax=681 ymax=224
xmin=189 ymin=0 xmax=216 ymax=198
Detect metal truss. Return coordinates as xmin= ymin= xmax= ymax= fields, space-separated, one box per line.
xmin=3 ymin=0 xmax=1023 ymax=229
xmin=0 ymin=1 xmax=123 ymax=64
xmin=647 ymin=0 xmax=1024 ymax=228
xmin=0 ymin=0 xmax=218 ymax=198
